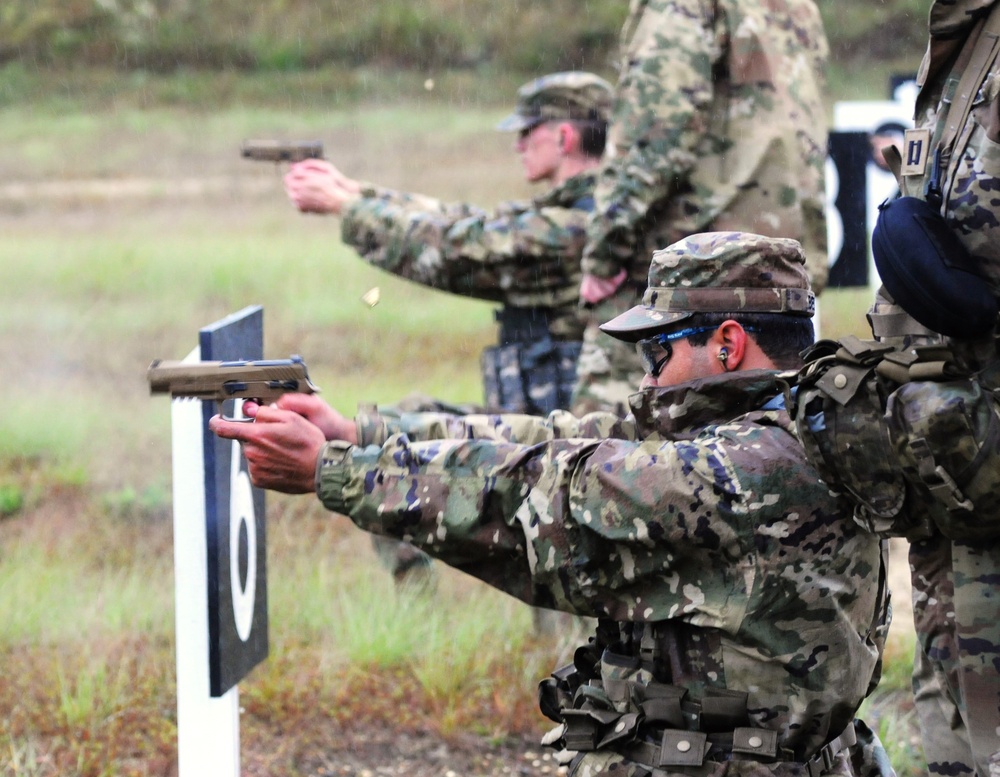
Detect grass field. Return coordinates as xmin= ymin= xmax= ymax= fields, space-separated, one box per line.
xmin=0 ymin=67 xmax=922 ymax=776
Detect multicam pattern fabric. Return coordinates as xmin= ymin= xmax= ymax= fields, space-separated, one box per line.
xmin=341 ymin=172 xmax=595 ymax=342
xmin=908 ymin=536 xmax=1000 ymax=777
xmin=796 ymin=335 xmax=1000 ymax=774
xmin=571 ymin=0 xmax=829 ymax=416
xmin=320 ymin=371 xmax=890 ymax=774
xmin=601 ymin=232 xmax=814 ymax=337
xmin=873 ymin=3 xmax=1000 ymax=773
xmin=571 ymin=295 xmax=647 ymax=416
xmin=915 ymin=553 xmax=1000 ymax=772
xmin=575 ymin=231 xmax=815 ymax=416
xmin=495 ymin=71 xmax=613 ymax=132
xmin=899 ymin=0 xmax=1000 ymax=295
xmin=340 ymin=175 xmax=596 ymax=575
xmin=581 ymin=0 xmax=830 ymax=292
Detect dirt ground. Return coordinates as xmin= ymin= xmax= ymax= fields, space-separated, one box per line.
xmin=264 ymin=728 xmax=563 ymax=777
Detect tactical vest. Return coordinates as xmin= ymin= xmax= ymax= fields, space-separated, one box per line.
xmin=481 ymin=305 xmax=582 ymax=416
xmin=875 ymin=2 xmax=1000 ymax=342
xmin=793 ymin=335 xmax=1000 ymax=542
xmin=900 ymin=2 xmax=1000 ymax=203
xmin=537 ymin=618 xmax=879 ymax=777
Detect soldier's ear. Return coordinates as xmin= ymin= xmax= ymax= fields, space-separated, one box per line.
xmin=557 ymin=123 xmax=574 ymax=153
xmin=713 ymin=320 xmax=748 ymax=370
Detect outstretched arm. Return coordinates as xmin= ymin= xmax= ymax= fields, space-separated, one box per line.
xmin=210 ymin=394 xmax=358 ymax=493
xmin=341 ymin=187 xmax=589 ymax=305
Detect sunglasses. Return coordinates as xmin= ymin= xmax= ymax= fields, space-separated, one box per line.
xmin=634 ymin=326 xmax=718 ymax=377
xmin=518 ymin=120 xmax=546 ymax=140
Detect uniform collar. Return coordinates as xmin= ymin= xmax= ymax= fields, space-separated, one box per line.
xmin=627 ymin=370 xmax=788 ymax=440
xmin=534 ymin=170 xmax=598 ymax=207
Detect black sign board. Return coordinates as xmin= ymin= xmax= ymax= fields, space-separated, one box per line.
xmin=826 ymin=130 xmax=872 ymax=289
xmin=200 ymin=305 xmax=269 ymax=697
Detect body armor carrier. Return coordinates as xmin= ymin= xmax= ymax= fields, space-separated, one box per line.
xmin=793 ymin=335 xmax=1000 ymax=541
xmin=538 ymin=619 xmax=863 ymax=776
xmin=481 ymin=305 xmax=582 ymax=415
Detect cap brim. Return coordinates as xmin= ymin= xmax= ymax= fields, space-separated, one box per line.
xmin=495 ymin=114 xmax=536 ymax=132
xmin=599 ymin=306 xmax=692 ymax=342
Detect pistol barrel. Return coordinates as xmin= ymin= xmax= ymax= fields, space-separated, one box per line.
xmin=240 ymin=139 xmax=324 ymax=163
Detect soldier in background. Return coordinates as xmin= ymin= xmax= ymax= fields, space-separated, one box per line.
xmin=210 ymin=232 xmax=892 ymax=777
xmin=284 ymin=72 xmax=610 ymax=591
xmin=573 ymin=0 xmax=831 ymax=415
xmin=866 ymin=1 xmax=1000 ymax=773
xmin=285 ymin=71 xmax=611 ymax=418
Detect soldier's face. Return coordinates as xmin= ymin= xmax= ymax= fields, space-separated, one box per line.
xmin=638 ymin=336 xmax=717 ymax=390
xmin=515 ymin=121 xmax=561 ymax=183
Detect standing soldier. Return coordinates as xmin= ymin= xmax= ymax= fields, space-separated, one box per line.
xmin=573 ymin=0 xmax=830 ymax=415
xmin=865 ymin=1 xmax=1000 ymax=774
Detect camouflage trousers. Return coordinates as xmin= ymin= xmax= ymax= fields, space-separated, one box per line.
xmin=910 ymin=536 xmax=1000 ymax=777
xmin=570 ymin=292 xmax=646 ymax=417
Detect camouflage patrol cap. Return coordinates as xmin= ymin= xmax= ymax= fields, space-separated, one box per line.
xmin=600 ymin=232 xmax=815 ymax=341
xmin=496 ymin=71 xmax=613 ymax=132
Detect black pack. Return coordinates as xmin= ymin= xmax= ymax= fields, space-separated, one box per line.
xmin=872 ymin=189 xmax=998 ymax=339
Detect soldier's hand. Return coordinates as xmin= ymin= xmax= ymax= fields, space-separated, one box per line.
xmin=209 ymin=404 xmax=327 ymax=493
xmin=272 ymin=393 xmax=358 ymax=444
xmin=284 ymin=160 xmax=360 ymax=215
xmin=580 ymin=269 xmax=628 ymax=304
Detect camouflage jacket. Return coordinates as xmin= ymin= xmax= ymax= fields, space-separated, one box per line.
xmin=340 ymin=172 xmax=596 ymax=341
xmin=318 ymin=371 xmax=887 ymax=766
xmin=898 ymin=0 xmax=1000 ymax=297
xmin=583 ymin=0 xmax=830 ymax=294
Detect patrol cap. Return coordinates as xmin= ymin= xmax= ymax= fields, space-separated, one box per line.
xmin=600 ymin=232 xmax=815 ymax=342
xmin=496 ymin=71 xmax=613 ymax=132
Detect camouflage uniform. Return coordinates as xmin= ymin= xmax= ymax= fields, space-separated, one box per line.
xmin=340 ymin=72 xmax=613 ymax=417
xmin=316 ymin=234 xmax=891 ymax=776
xmin=572 ymin=0 xmax=830 ymax=416
xmin=340 ymin=73 xmax=611 ymax=583
xmin=867 ymin=3 xmax=1000 ymax=773
xmin=345 ymin=166 xmax=597 ymax=581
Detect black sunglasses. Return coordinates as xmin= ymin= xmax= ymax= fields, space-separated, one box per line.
xmin=635 ymin=327 xmax=717 ymax=377
xmin=518 ymin=120 xmax=546 ymax=140
xmin=636 ymin=325 xmax=760 ymax=377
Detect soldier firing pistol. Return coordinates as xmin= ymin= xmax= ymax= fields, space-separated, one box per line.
xmin=148 ymin=355 xmax=319 ymax=421
xmin=241 ymin=139 xmax=324 ymax=164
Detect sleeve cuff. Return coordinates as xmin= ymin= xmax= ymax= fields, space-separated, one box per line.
xmin=356 ymin=404 xmax=391 ymax=447
xmin=315 ymin=440 xmax=355 ymax=514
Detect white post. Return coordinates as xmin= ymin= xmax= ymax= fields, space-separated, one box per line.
xmin=171 ymin=346 xmax=241 ymax=776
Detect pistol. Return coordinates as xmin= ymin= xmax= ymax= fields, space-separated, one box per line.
xmin=148 ymin=355 xmax=320 ymax=420
xmin=240 ymin=139 xmax=324 ymax=163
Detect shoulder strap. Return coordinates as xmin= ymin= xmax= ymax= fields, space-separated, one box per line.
xmin=938 ymin=4 xmax=1000 ymax=165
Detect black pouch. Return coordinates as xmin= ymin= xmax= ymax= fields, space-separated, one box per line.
xmin=872 ymin=195 xmax=997 ymax=338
